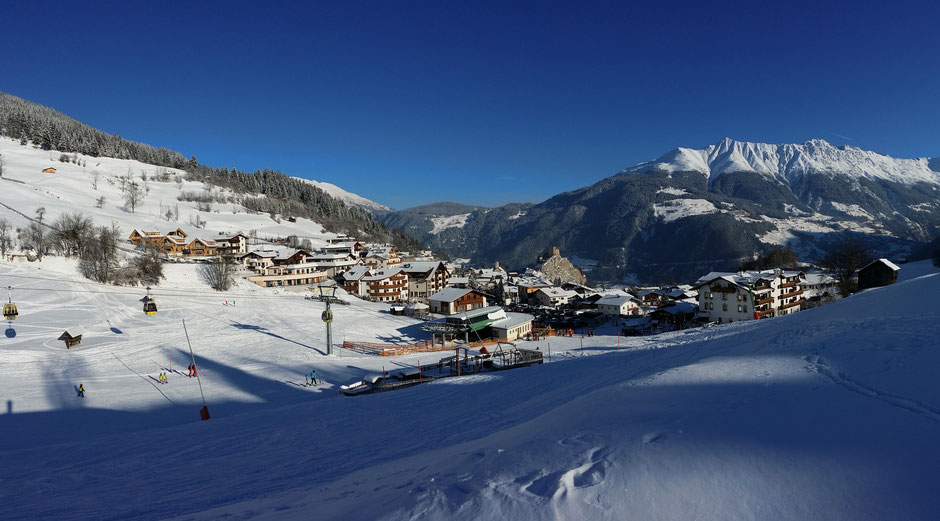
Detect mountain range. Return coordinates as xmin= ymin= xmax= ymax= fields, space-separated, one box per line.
xmin=377 ymin=138 xmax=940 ymax=283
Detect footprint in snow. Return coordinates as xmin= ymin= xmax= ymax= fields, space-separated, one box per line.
xmin=642 ymin=432 xmax=664 ymax=444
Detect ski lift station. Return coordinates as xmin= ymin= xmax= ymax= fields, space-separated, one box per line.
xmin=421 ymin=306 xmax=534 ymax=345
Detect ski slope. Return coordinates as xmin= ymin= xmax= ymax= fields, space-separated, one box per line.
xmin=1 ymin=256 xmax=938 ymax=520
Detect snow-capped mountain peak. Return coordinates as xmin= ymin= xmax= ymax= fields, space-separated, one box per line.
xmin=628 ymin=138 xmax=940 ymax=187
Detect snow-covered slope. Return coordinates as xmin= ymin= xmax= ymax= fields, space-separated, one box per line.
xmin=2 ymin=240 xmax=938 ymax=520
xmin=628 ymin=137 xmax=940 ymax=187
xmin=301 ymin=178 xmax=392 ymax=213
xmin=0 ymin=136 xmax=341 ymax=248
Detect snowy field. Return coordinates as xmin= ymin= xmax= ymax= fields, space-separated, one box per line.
xmin=1 ymin=257 xmax=938 ymax=520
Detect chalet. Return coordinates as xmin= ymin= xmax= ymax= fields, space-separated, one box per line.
xmin=803 ymin=272 xmax=839 ymax=299
xmin=239 ymin=250 xmax=279 ymax=271
xmin=247 ymin=262 xmax=328 ymax=287
xmin=596 ymin=294 xmax=643 ymax=317
xmin=362 ymin=266 xmax=409 ymax=302
xmin=560 ymin=282 xmax=597 ymax=296
xmin=323 ymin=241 xmax=364 ymax=257
xmin=159 ymin=235 xmax=188 ymax=255
xmin=649 ymin=301 xmax=698 ymax=329
xmin=857 ymin=259 xmax=900 ymax=291
xmin=59 ymin=328 xmax=84 ymax=348
xmin=273 ymin=249 xmax=312 ymax=266
xmin=635 ymin=289 xmax=665 ymax=307
xmin=342 ymin=265 xmax=373 ymax=297
xmin=446 ymin=276 xmax=470 ymax=288
xmin=214 ymin=233 xmax=249 ymax=255
xmin=693 ymin=269 xmax=805 ymax=323
xmin=167 ymin=227 xmax=188 ymax=239
xmin=308 ymin=253 xmax=361 ymax=277
xmin=128 ymin=229 xmax=164 ymax=247
xmin=533 ymin=287 xmax=578 ymax=307
xmin=186 ymin=238 xmax=218 ymax=257
xmin=401 ymin=261 xmax=450 ymax=303
xmin=428 ymin=288 xmax=489 ymax=315
xmin=42 ymin=167 xmax=56 ymax=174
xmin=363 ymin=245 xmax=401 ymax=267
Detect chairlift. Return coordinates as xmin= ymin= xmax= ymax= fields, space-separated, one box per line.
xmin=3 ymin=286 xmax=17 ymax=321
xmin=143 ymin=287 xmax=157 ymax=316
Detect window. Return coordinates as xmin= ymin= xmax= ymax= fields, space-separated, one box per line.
xmin=722 ymin=303 xmax=728 ymax=311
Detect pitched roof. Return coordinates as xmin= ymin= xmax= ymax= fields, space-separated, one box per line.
xmin=862 ymin=258 xmax=901 ymax=272
xmin=428 ymin=287 xmax=474 ymax=302
xmin=596 ymin=294 xmax=639 ymax=307
xmin=342 ymin=266 xmax=371 ymax=281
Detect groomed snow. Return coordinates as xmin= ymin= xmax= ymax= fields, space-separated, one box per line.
xmin=1 ymin=257 xmax=938 ymax=520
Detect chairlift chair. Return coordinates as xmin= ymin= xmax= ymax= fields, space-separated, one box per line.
xmin=143 ymin=287 xmax=157 ymax=316
xmin=3 ymin=286 xmax=17 ymax=321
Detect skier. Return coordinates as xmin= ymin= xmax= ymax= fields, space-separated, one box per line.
xmin=187 ymin=364 xmax=192 ymax=377
xmin=77 ymin=384 xmax=85 ymax=398
xmin=304 ymin=372 xmax=310 ymax=386
xmin=311 ymin=369 xmax=318 ymax=386
xmin=192 ymin=363 xmax=197 ymax=377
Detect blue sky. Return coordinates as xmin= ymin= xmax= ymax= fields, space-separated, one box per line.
xmin=3 ymin=1 xmax=938 ymax=209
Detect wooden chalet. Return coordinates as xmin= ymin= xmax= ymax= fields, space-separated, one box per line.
xmin=59 ymin=328 xmax=84 ymax=349
xmin=857 ymin=259 xmax=900 ymax=291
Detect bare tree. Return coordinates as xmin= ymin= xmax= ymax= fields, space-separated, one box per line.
xmin=96 ymin=196 xmax=106 ymax=208
xmin=818 ymin=240 xmax=872 ymax=296
xmin=133 ymin=245 xmax=165 ymax=286
xmin=125 ymin=181 xmax=144 ymax=212
xmin=79 ymin=223 xmax=121 ymax=283
xmin=0 ymin=153 xmax=4 ymax=177
xmin=92 ymin=171 xmax=99 ymax=190
xmin=0 ymin=218 xmax=13 ymax=255
xmin=201 ymin=255 xmax=236 ymax=291
xmin=51 ymin=212 xmax=92 ymax=257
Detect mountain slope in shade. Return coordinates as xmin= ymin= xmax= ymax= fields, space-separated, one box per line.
xmin=379 ymin=139 xmax=940 ymax=283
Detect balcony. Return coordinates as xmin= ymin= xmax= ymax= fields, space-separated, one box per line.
xmin=778 ymin=289 xmax=803 ymax=300
xmin=780 ymin=299 xmax=805 ymax=310
xmin=779 ymin=281 xmax=798 ymax=289
xmin=756 ymin=308 xmax=775 ymax=318
xmin=756 ymin=296 xmax=774 ymax=305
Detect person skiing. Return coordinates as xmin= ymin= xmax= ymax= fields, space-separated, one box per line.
xmin=77 ymin=384 xmax=85 ymax=398
xmin=192 ymin=363 xmax=197 ymax=377
xmin=304 ymin=372 xmax=310 ymax=386
xmin=311 ymin=369 xmax=318 ymax=386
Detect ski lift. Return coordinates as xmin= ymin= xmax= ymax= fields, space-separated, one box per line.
xmin=3 ymin=286 xmax=17 ymax=321
xmin=143 ymin=287 xmax=157 ymax=316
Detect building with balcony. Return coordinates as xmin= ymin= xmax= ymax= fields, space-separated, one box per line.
xmin=693 ymin=269 xmax=806 ymax=324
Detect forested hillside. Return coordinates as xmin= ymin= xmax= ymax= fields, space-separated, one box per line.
xmin=0 ymin=91 xmax=420 ymax=250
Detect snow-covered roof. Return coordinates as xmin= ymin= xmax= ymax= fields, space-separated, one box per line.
xmin=362 ymin=267 xmax=403 ymax=281
xmin=489 ymin=312 xmax=534 ymax=330
xmin=596 ymin=295 xmax=640 ymax=307
xmin=537 ymin=287 xmax=578 ymax=299
xmin=693 ymin=269 xmax=804 ymax=288
xmin=862 ymin=258 xmax=901 ymax=272
xmin=401 ymin=261 xmax=445 ymax=275
xmin=428 ymin=288 xmax=474 ymax=302
xmin=342 ymin=266 xmax=371 ymax=281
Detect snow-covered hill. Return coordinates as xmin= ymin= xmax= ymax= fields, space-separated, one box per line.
xmin=0 ymin=136 xmax=340 ymax=248
xmin=1 ymin=246 xmax=938 ymax=519
xmin=628 ymin=137 xmax=940 ymax=187
xmin=301 ymin=178 xmax=392 ymax=213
